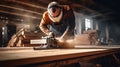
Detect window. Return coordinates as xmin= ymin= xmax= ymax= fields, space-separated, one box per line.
xmin=85 ymin=18 xmax=92 ymax=30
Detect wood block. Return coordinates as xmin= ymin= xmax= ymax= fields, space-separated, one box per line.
xmin=74 ymin=34 xmax=90 ymax=45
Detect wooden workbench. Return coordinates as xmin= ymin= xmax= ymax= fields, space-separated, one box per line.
xmin=0 ymin=45 xmax=120 ymax=67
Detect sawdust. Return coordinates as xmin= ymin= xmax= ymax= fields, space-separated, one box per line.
xmin=56 ymin=38 xmax=75 ymax=48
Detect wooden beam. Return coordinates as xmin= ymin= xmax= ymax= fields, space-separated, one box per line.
xmin=0 ymin=0 xmax=46 ymax=13
xmin=0 ymin=10 xmax=40 ymax=19
xmin=0 ymin=4 xmax=42 ymax=16
xmin=14 ymin=0 xmax=49 ymax=7
xmin=0 ymin=1 xmax=44 ymax=19
xmin=5 ymin=0 xmax=47 ymax=10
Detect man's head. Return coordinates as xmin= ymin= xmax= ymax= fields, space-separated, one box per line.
xmin=48 ymin=2 xmax=61 ymax=17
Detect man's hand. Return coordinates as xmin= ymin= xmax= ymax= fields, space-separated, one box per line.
xmin=48 ymin=32 xmax=55 ymax=37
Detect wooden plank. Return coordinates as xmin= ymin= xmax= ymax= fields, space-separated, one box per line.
xmin=0 ymin=46 xmax=120 ymax=66
xmin=75 ymin=45 xmax=120 ymax=49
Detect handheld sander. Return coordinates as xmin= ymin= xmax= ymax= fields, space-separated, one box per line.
xmin=32 ymin=26 xmax=70 ymax=49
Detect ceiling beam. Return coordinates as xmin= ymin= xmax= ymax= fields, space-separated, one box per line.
xmin=0 ymin=4 xmax=42 ymax=16
xmin=15 ymin=0 xmax=49 ymax=7
xmin=71 ymin=3 xmax=105 ymax=18
xmin=0 ymin=0 xmax=47 ymax=19
xmin=5 ymin=0 xmax=47 ymax=10
xmin=0 ymin=0 xmax=46 ymax=13
xmin=0 ymin=10 xmax=40 ymax=19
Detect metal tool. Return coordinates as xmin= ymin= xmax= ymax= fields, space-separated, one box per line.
xmin=32 ymin=26 xmax=69 ymax=49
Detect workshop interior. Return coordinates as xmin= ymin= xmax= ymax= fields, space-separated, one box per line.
xmin=0 ymin=0 xmax=120 ymax=67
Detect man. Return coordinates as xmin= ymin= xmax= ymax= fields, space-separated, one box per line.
xmin=39 ymin=1 xmax=75 ymax=48
xmin=39 ymin=1 xmax=75 ymax=38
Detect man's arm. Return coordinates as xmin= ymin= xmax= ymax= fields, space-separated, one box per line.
xmin=39 ymin=12 xmax=50 ymax=35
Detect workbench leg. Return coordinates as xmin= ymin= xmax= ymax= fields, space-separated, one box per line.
xmin=112 ymin=54 xmax=120 ymax=66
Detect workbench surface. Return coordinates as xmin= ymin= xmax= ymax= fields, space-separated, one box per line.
xmin=0 ymin=45 xmax=120 ymax=67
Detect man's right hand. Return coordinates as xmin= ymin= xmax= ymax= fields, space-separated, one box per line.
xmin=48 ymin=32 xmax=55 ymax=37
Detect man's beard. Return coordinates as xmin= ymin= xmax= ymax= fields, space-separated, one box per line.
xmin=48 ymin=10 xmax=63 ymax=22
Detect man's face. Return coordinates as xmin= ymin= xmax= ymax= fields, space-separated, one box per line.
xmin=50 ymin=7 xmax=61 ymax=17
